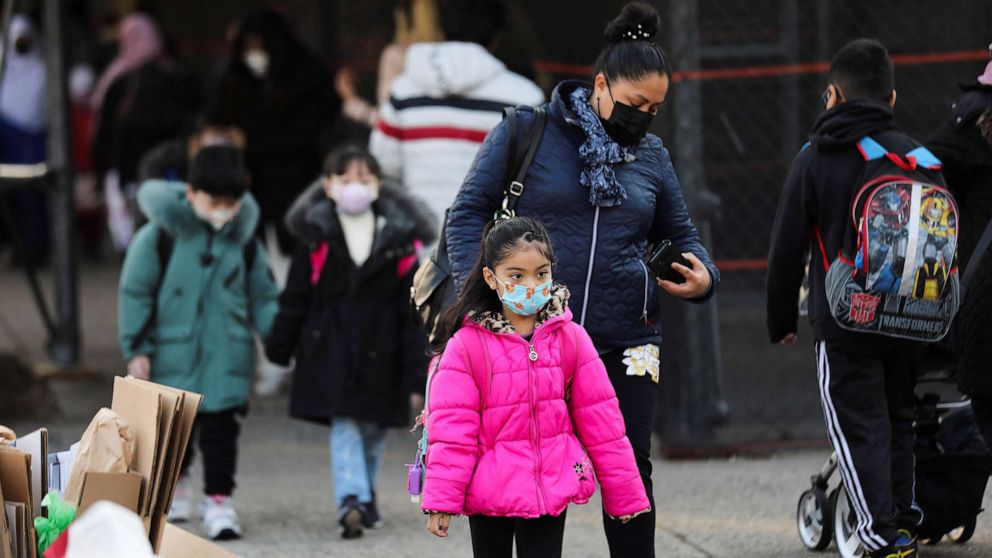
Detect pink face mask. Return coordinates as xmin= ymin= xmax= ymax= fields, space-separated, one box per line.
xmin=332 ymin=182 xmax=377 ymax=215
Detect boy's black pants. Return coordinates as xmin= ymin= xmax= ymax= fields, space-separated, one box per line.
xmin=179 ymin=407 xmax=244 ymax=496
xmin=815 ymin=336 xmax=923 ymax=552
xmin=969 ymin=393 xmax=992 ymax=450
xmin=600 ymin=349 xmax=658 ymax=558
xmin=469 ymin=512 xmax=567 ymax=558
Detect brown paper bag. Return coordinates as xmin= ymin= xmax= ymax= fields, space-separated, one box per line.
xmin=65 ymin=408 xmax=135 ymax=505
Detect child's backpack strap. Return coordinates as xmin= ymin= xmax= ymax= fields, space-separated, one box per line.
xmin=129 ymin=227 xmax=175 ymax=352
xmin=857 ymin=135 xmax=943 ymax=171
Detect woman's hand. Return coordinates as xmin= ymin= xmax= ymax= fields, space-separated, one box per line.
xmin=427 ymin=512 xmax=452 ymax=538
xmin=657 ymin=252 xmax=712 ymax=299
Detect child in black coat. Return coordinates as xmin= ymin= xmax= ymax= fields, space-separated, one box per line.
xmin=265 ymin=145 xmax=434 ymax=538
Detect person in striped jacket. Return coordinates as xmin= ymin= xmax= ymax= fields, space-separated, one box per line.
xmin=369 ymin=0 xmax=544 ymax=227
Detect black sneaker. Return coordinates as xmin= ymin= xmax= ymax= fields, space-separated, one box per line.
xmin=362 ymin=493 xmax=383 ymax=529
xmin=338 ymin=496 xmax=366 ymax=540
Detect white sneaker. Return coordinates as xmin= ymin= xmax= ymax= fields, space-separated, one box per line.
xmin=202 ymin=495 xmax=242 ymax=540
xmin=167 ymin=476 xmax=193 ymax=523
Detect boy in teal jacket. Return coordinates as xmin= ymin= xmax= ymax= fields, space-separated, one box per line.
xmin=118 ymin=145 xmax=278 ymax=540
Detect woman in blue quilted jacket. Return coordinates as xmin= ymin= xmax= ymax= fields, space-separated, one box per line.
xmin=444 ymin=3 xmax=718 ymax=557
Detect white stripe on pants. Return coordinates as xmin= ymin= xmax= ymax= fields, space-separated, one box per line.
xmin=815 ymin=341 xmax=890 ymax=551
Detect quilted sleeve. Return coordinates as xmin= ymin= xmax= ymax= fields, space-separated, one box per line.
xmin=648 ymin=146 xmax=720 ymax=302
xmin=445 ymin=118 xmax=512 ymax=291
xmin=420 ymin=334 xmax=482 ymax=515
xmin=567 ymin=325 xmax=651 ymax=518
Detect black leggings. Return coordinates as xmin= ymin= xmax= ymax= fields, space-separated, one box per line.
xmin=469 ymin=512 xmax=567 ymax=558
xmin=600 ymin=349 xmax=658 ymax=558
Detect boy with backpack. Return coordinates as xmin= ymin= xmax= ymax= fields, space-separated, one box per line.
xmin=118 ymin=145 xmax=279 ymax=540
xmin=768 ymin=39 xmax=957 ymax=558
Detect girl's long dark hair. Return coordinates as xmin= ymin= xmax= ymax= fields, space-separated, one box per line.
xmin=433 ymin=217 xmax=554 ymax=353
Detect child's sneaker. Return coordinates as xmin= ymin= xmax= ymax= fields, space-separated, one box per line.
xmin=338 ymin=495 xmax=366 ymax=539
xmin=167 ymin=476 xmax=193 ymax=523
xmin=202 ymin=495 xmax=242 ymax=541
xmin=362 ymin=493 xmax=383 ymax=529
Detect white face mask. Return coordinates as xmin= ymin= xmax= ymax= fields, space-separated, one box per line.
xmin=193 ymin=204 xmax=237 ymax=231
xmin=243 ymin=50 xmax=270 ymax=78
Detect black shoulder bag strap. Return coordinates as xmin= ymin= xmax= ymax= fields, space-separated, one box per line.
xmin=495 ymin=106 xmax=547 ymax=221
xmin=960 ymin=216 xmax=992 ymax=301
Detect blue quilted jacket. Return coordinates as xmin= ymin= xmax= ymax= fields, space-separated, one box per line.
xmin=446 ymin=80 xmax=719 ymax=350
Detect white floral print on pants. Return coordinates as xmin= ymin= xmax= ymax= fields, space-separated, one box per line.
xmin=622 ymin=344 xmax=660 ymax=384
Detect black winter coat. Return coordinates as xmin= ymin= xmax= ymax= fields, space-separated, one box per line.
xmin=209 ymin=51 xmax=338 ymax=250
xmin=264 ymin=182 xmax=436 ymax=425
xmin=928 ymin=85 xmax=992 ymax=397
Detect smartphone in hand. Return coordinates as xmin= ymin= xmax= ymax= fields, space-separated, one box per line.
xmin=648 ymin=240 xmax=690 ymax=284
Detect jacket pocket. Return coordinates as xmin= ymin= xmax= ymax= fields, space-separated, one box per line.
xmin=157 ymin=324 xmax=193 ymax=343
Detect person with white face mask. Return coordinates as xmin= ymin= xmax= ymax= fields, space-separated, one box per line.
xmin=265 ymin=145 xmax=437 ymax=539
xmin=119 ymin=145 xmax=279 ymax=541
xmin=209 ymin=8 xmax=340 ymax=259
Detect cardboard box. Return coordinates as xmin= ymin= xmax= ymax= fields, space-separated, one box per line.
xmin=0 ymin=481 xmax=13 ymax=558
xmin=76 ymin=472 xmax=143 ymax=516
xmin=109 ymin=377 xmax=202 ymax=552
xmin=0 ymin=447 xmax=36 ymax=558
xmin=11 ymin=431 xmax=46 ymax=519
xmin=1 ymin=377 xmax=203 ymax=556
xmin=158 ymin=523 xmax=238 ymax=558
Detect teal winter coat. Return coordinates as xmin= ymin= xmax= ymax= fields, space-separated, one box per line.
xmin=119 ymin=180 xmax=279 ymax=412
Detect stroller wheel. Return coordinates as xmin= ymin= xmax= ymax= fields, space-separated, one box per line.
xmin=831 ymin=488 xmax=866 ymax=558
xmin=921 ymin=536 xmax=942 ymax=545
xmin=797 ymin=488 xmax=832 ymax=550
xmin=947 ymin=518 xmax=976 ymax=544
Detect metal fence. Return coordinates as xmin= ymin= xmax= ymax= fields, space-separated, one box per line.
xmin=520 ymin=0 xmax=992 ymax=447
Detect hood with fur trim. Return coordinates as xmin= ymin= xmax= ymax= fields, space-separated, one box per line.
xmin=284 ymin=178 xmax=438 ymax=245
xmin=137 ymin=179 xmax=260 ymax=245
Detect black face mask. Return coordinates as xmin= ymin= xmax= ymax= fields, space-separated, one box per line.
xmin=600 ymin=82 xmax=655 ymax=147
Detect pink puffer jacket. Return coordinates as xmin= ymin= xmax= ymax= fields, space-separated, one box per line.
xmin=421 ymin=307 xmax=650 ymax=519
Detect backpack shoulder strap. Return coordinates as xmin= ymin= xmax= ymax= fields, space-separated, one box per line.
xmin=856 ymin=135 xmax=888 ymax=161
xmin=129 ymin=227 xmax=174 ymax=352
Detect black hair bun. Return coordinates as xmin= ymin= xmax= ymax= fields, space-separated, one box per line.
xmin=604 ymin=2 xmax=661 ymax=43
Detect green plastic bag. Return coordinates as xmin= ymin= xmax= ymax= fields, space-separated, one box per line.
xmin=34 ymin=491 xmax=77 ymax=555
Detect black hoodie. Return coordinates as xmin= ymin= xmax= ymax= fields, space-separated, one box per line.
xmin=766 ymin=99 xmax=929 ymax=342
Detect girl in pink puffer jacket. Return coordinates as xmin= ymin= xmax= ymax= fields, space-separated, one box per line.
xmin=423 ymin=217 xmax=650 ymax=557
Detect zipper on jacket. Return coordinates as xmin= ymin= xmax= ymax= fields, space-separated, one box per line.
xmin=526 ymin=344 xmax=549 ymax=515
xmin=638 ymin=260 xmax=650 ymax=324
xmin=579 ymin=207 xmax=601 ymax=327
